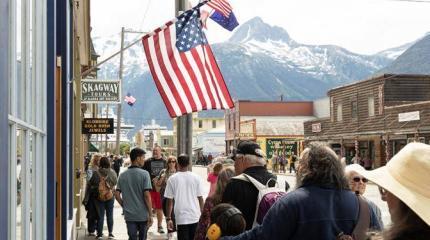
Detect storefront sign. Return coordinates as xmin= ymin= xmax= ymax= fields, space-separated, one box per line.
xmin=81 ymin=79 xmax=121 ymax=103
xmin=266 ymin=139 xmax=297 ymax=159
xmin=312 ymin=123 xmax=321 ymax=133
xmin=82 ymin=118 xmax=114 ymax=134
xmin=398 ymin=111 xmax=420 ymax=122
xmin=239 ymin=120 xmax=256 ymax=139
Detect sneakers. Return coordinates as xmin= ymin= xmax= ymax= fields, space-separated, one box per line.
xmin=88 ymin=232 xmax=96 ymax=236
xmin=108 ymin=233 xmax=115 ymax=239
xmin=95 ymin=234 xmax=103 ymax=239
xmin=158 ymin=226 xmax=165 ymax=234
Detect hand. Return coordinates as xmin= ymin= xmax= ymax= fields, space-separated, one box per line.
xmin=147 ymin=216 xmax=153 ymax=228
xmin=167 ymin=219 xmax=174 ymax=231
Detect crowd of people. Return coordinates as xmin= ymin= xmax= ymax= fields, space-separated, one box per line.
xmin=82 ymin=141 xmax=430 ymax=240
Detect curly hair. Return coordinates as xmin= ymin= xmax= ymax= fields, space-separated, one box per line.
xmin=212 ymin=167 xmax=235 ymax=205
xmin=296 ymin=142 xmax=349 ymax=190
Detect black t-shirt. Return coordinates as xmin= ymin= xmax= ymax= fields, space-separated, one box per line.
xmin=142 ymin=157 xmax=167 ymax=181
xmin=222 ymin=166 xmax=277 ymax=230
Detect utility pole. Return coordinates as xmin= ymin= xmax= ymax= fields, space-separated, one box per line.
xmin=116 ymin=28 xmax=148 ymax=155
xmin=116 ymin=27 xmax=125 ymax=155
xmin=176 ymin=0 xmax=193 ymax=163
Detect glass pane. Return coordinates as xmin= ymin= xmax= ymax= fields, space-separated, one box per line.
xmin=29 ymin=132 xmax=34 ymax=239
xmin=29 ymin=0 xmax=35 ymax=126
xmin=16 ymin=129 xmax=23 ymax=240
xmin=15 ymin=0 xmax=22 ymax=118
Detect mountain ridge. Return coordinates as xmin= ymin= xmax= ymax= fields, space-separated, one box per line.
xmin=93 ymin=17 xmax=418 ymax=132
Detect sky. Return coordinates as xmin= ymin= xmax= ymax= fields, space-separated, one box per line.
xmin=91 ymin=0 xmax=430 ymax=55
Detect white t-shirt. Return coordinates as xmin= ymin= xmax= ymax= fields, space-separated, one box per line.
xmin=164 ymin=171 xmax=204 ymax=225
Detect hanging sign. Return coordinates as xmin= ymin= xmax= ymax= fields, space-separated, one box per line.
xmin=81 ymin=79 xmax=121 ymax=103
xmin=398 ymin=111 xmax=420 ymax=122
xmin=311 ymin=123 xmax=321 ymax=133
xmin=82 ymin=118 xmax=114 ymax=134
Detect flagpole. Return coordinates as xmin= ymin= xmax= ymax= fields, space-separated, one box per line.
xmin=175 ymin=0 xmax=194 ymax=166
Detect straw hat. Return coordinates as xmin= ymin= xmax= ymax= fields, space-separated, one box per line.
xmin=361 ymin=142 xmax=430 ymax=225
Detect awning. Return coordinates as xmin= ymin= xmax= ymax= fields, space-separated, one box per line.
xmin=89 ymin=142 xmax=99 ymax=152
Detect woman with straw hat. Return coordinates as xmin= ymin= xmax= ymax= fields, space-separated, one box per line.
xmin=361 ymin=142 xmax=430 ymax=240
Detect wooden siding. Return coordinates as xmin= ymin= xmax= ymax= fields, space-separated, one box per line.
xmin=305 ymin=74 xmax=430 ymax=139
xmin=384 ymin=76 xmax=430 ymax=106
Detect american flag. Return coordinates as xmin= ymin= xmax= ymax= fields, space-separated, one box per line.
xmin=207 ymin=0 xmax=232 ymax=17
xmin=124 ymin=93 xmax=136 ymax=106
xmin=142 ymin=6 xmax=234 ymax=118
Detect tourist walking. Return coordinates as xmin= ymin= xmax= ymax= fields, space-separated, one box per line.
xmin=222 ymin=141 xmax=277 ymax=230
xmin=115 ymin=148 xmax=153 ymax=240
xmin=155 ymin=155 xmax=178 ymax=239
xmin=194 ymin=168 xmax=235 ymax=240
xmin=288 ymin=154 xmax=296 ymax=174
xmin=142 ymin=146 xmax=167 ymax=234
xmin=207 ymin=162 xmax=223 ymax=197
xmin=345 ymin=163 xmax=383 ymax=231
xmin=83 ymin=153 xmax=101 ymax=236
xmin=223 ymin=142 xmax=366 ymax=240
xmin=88 ymin=156 xmax=117 ymax=239
xmin=361 ymin=142 xmax=430 ymax=240
xmin=164 ymin=154 xmax=204 ymax=240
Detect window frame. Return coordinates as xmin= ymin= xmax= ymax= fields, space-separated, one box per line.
xmin=8 ymin=0 xmax=47 ymax=239
xmin=337 ymin=103 xmax=343 ymax=122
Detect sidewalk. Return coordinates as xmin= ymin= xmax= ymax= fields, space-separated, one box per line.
xmin=76 ymin=199 xmax=175 ymax=240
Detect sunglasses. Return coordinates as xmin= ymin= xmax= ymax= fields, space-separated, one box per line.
xmin=378 ymin=187 xmax=387 ymax=196
xmin=168 ymin=161 xmax=176 ymax=163
xmin=352 ymin=177 xmax=368 ymax=183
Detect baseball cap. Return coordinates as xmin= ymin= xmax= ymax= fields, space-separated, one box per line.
xmin=233 ymin=141 xmax=264 ymax=159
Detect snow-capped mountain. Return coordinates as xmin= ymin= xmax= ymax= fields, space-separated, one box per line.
xmin=378 ymin=33 xmax=430 ymax=74
xmin=92 ymin=17 xmax=412 ymax=129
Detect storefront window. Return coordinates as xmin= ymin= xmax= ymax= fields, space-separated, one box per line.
xmin=16 ymin=130 xmax=23 ymax=240
xmin=9 ymin=0 xmax=46 ymax=239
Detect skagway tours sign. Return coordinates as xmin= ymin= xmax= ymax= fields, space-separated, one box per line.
xmin=82 ymin=118 xmax=114 ymax=134
xmin=81 ymin=79 xmax=121 ymax=103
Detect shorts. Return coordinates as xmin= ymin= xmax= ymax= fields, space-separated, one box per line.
xmin=150 ymin=190 xmax=162 ymax=209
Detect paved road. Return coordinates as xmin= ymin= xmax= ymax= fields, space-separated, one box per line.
xmin=77 ymin=166 xmax=390 ymax=240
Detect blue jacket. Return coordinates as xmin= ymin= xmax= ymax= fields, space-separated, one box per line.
xmin=223 ymin=185 xmax=359 ymax=240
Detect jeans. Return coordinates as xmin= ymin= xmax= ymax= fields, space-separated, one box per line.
xmin=126 ymin=221 xmax=148 ymax=240
xmin=177 ymin=223 xmax=198 ymax=240
xmin=87 ymin=217 xmax=97 ymax=234
xmin=97 ymin=198 xmax=115 ymax=235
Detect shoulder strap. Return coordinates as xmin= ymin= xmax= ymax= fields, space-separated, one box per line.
xmin=242 ymin=174 xmax=266 ymax=191
xmin=352 ymin=196 xmax=370 ymax=240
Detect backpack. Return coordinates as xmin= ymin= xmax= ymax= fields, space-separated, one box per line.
xmin=97 ymin=171 xmax=113 ymax=201
xmin=233 ymin=173 xmax=287 ymax=227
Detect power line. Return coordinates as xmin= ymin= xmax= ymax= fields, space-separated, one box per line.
xmin=388 ymin=0 xmax=430 ymax=3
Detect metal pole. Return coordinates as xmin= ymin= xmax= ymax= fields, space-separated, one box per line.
xmin=175 ymin=0 xmax=193 ymax=166
xmin=116 ymin=27 xmax=125 ymax=155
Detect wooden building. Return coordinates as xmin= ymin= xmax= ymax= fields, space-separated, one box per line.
xmin=304 ymin=74 xmax=430 ymax=168
xmin=225 ymin=100 xmax=315 ymax=159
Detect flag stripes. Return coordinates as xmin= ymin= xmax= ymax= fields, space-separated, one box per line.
xmin=142 ymin=20 xmax=234 ymax=118
xmin=207 ymin=0 xmax=232 ymax=17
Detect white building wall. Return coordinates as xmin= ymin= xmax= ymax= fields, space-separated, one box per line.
xmin=313 ymin=97 xmax=330 ymax=118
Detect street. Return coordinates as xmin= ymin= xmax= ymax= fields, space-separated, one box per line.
xmin=77 ymin=165 xmax=390 ymax=240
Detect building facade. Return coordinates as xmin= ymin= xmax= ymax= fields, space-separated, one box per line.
xmin=225 ymin=101 xmax=316 ymax=158
xmin=304 ymin=74 xmax=430 ymax=168
xmin=1 ymin=0 xmax=94 ymax=239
